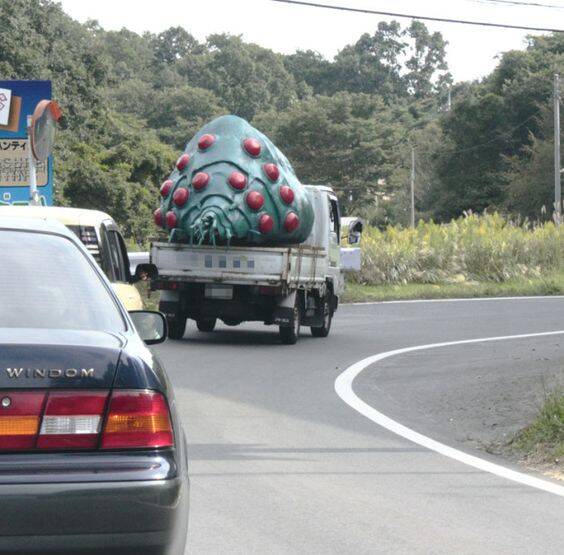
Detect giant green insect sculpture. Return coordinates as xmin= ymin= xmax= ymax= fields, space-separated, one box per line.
xmin=154 ymin=115 xmax=314 ymax=245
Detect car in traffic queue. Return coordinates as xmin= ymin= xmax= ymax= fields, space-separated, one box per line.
xmin=0 ymin=205 xmax=144 ymax=311
xmin=0 ymin=215 xmax=189 ymax=555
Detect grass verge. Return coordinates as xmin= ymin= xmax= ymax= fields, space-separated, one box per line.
xmin=510 ymin=391 xmax=564 ymax=474
xmin=342 ymin=270 xmax=564 ymax=303
xmin=136 ymin=270 xmax=564 ymax=307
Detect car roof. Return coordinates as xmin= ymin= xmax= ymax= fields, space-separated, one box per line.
xmin=0 ymin=214 xmax=77 ymax=239
xmin=0 ymin=205 xmax=114 ymax=227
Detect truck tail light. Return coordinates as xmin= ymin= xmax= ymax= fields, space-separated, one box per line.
xmin=258 ymin=286 xmax=282 ymax=296
xmin=0 ymin=392 xmax=45 ymax=450
xmin=37 ymin=391 xmax=108 ymax=449
xmin=101 ymin=391 xmax=173 ymax=449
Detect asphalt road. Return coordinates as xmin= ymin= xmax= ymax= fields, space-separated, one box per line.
xmin=154 ymin=297 xmax=564 ymax=554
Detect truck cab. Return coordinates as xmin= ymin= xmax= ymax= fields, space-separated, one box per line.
xmin=303 ymin=185 xmax=343 ymax=287
xmin=0 ymin=206 xmax=143 ymax=311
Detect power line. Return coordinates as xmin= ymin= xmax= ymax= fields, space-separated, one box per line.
xmin=270 ymin=0 xmax=564 ymax=32
xmin=467 ymin=0 xmax=564 ymax=9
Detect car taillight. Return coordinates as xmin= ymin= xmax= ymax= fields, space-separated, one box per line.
xmin=101 ymin=391 xmax=173 ymax=449
xmin=37 ymin=391 xmax=108 ymax=449
xmin=0 ymin=392 xmax=45 ymax=450
xmin=0 ymin=389 xmax=173 ymax=452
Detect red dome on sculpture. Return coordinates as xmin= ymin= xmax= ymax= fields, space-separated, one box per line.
xmin=173 ymin=187 xmax=189 ymax=207
xmin=166 ymin=211 xmax=178 ymax=229
xmin=176 ymin=154 xmax=189 ymax=171
xmin=246 ymin=191 xmax=264 ymax=211
xmin=258 ymin=214 xmax=274 ymax=233
xmin=263 ymin=163 xmax=280 ymax=182
xmin=154 ymin=208 xmax=164 ymax=227
xmin=192 ymin=172 xmax=210 ymax=191
xmin=279 ymin=185 xmax=294 ymax=204
xmin=243 ymin=138 xmax=261 ymax=157
xmin=284 ymin=212 xmax=300 ymax=233
xmin=228 ymin=171 xmax=247 ymax=190
xmin=198 ymin=134 xmax=215 ymax=150
xmin=160 ymin=179 xmax=173 ymax=197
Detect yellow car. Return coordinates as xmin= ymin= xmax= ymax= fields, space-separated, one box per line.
xmin=0 ymin=206 xmax=144 ymax=311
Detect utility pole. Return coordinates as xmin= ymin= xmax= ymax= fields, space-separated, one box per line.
xmin=554 ymin=74 xmax=562 ymax=225
xmin=410 ymin=146 xmax=415 ymax=228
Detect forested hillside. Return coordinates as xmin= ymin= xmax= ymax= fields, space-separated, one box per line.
xmin=0 ymin=0 xmax=562 ymax=241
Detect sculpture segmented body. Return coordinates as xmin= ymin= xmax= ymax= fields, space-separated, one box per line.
xmin=154 ymin=115 xmax=314 ymax=245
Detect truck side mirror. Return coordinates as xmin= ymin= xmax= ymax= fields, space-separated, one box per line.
xmin=347 ymin=218 xmax=364 ymax=245
xmin=132 ymin=263 xmax=158 ymax=283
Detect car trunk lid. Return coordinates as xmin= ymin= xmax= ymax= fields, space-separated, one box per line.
xmin=0 ymin=329 xmax=123 ymax=389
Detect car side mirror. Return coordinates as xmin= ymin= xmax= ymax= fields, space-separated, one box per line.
xmin=129 ymin=310 xmax=167 ymax=345
xmin=132 ymin=263 xmax=158 ymax=284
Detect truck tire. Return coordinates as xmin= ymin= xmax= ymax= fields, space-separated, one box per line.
xmin=167 ymin=316 xmax=187 ymax=340
xmin=279 ymin=302 xmax=301 ymax=345
xmin=196 ymin=318 xmax=217 ymax=332
xmin=311 ymin=295 xmax=332 ymax=338
xmin=223 ymin=319 xmax=242 ymax=327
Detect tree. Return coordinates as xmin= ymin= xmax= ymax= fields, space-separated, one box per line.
xmin=425 ymin=32 xmax=563 ymax=221
xmin=145 ymin=86 xmax=227 ymax=149
xmin=404 ymin=21 xmax=451 ymax=98
xmin=503 ymin=108 xmax=559 ymax=219
xmin=152 ymin=27 xmax=201 ymax=65
xmin=253 ymin=92 xmax=407 ymax=216
xmin=176 ymin=34 xmax=299 ymax=120
xmin=331 ymin=22 xmax=407 ymax=100
xmin=284 ymin=50 xmax=332 ymax=96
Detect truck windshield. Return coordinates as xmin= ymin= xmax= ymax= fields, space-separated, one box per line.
xmin=0 ymin=230 xmax=125 ymax=332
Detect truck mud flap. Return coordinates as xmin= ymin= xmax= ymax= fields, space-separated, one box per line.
xmin=273 ymin=291 xmax=297 ymax=327
xmin=273 ymin=306 xmax=294 ymax=327
xmin=159 ymin=291 xmax=182 ymax=321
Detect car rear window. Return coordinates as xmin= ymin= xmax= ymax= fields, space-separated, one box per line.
xmin=0 ymin=230 xmax=126 ymax=332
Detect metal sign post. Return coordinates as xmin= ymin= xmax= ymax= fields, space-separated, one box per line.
xmin=26 ymin=115 xmax=39 ymax=206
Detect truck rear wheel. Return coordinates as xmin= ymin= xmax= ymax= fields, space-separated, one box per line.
xmin=311 ymin=295 xmax=332 ymax=338
xmin=196 ymin=318 xmax=217 ymax=332
xmin=167 ymin=316 xmax=187 ymax=340
xmin=223 ymin=318 xmax=242 ymax=327
xmin=279 ymin=302 xmax=301 ymax=345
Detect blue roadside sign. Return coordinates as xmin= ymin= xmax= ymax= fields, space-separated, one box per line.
xmin=0 ymin=80 xmax=53 ymax=205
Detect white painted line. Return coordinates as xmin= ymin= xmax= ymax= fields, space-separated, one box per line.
xmin=347 ymin=295 xmax=564 ymax=306
xmin=335 ymin=330 xmax=564 ymax=497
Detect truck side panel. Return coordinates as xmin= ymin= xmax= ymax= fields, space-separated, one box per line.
xmin=152 ymin=243 xmax=326 ymax=287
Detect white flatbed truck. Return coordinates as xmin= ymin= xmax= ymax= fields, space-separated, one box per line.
xmin=146 ymin=186 xmax=360 ymax=344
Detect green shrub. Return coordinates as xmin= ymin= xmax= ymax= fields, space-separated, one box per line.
xmin=352 ymin=213 xmax=564 ymax=285
xmin=513 ymin=391 xmax=564 ymax=462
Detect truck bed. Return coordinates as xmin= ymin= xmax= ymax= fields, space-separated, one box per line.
xmin=151 ymin=242 xmax=328 ymax=287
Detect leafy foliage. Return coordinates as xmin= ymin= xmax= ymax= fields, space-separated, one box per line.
xmin=0 ymin=0 xmax=560 ymax=240
xmin=424 ymin=34 xmax=564 ymax=221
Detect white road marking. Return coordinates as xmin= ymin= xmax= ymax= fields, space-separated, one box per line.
xmin=348 ymin=295 xmax=564 ymax=306
xmin=335 ymin=330 xmax=564 ymax=497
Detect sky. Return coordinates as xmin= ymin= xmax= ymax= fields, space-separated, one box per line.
xmin=58 ymin=0 xmax=564 ymax=83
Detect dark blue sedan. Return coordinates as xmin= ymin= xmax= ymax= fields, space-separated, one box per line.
xmin=0 ymin=216 xmax=189 ymax=554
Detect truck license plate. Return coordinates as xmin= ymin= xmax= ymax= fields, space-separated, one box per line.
xmin=204 ymin=284 xmax=233 ymax=300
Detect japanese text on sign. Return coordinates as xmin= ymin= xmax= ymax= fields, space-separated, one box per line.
xmin=0 ymin=139 xmax=47 ymax=187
